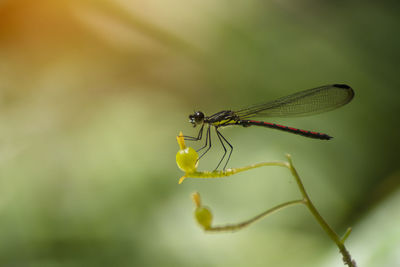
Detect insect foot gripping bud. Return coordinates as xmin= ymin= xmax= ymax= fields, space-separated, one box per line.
xmin=176 ymin=132 xmax=199 ymax=174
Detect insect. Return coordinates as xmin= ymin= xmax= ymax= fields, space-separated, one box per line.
xmin=184 ymin=84 xmax=354 ymax=170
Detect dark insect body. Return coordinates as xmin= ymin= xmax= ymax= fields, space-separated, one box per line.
xmin=184 ymin=84 xmax=354 ymax=170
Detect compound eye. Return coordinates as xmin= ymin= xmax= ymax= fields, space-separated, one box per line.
xmin=194 ymin=111 xmax=204 ymax=123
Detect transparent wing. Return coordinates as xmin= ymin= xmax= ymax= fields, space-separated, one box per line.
xmin=234 ymin=84 xmax=354 ymax=118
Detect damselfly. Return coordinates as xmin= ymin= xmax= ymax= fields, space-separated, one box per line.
xmin=184 ymin=84 xmax=354 ymax=170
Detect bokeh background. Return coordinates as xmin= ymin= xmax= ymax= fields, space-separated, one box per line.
xmin=0 ymin=0 xmax=399 ymax=266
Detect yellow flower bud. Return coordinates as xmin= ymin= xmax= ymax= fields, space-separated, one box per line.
xmin=176 ymin=147 xmax=198 ymax=173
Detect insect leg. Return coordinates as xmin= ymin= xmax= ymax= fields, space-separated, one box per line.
xmin=196 ymin=125 xmax=210 ymax=153
xmin=215 ymin=128 xmax=233 ymax=170
xmin=183 ymin=124 xmax=204 ymax=141
xmin=198 ymin=125 xmax=212 ymax=160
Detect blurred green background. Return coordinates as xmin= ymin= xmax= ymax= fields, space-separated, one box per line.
xmin=0 ymin=0 xmax=399 ymax=266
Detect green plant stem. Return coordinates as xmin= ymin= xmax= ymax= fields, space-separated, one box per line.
xmin=341 ymin=227 xmax=353 ymax=243
xmin=179 ymin=161 xmax=287 ymax=183
xmin=205 ymin=199 xmax=304 ymax=232
xmin=181 ymin=151 xmax=356 ymax=266
xmin=285 ymin=155 xmax=356 ymax=267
